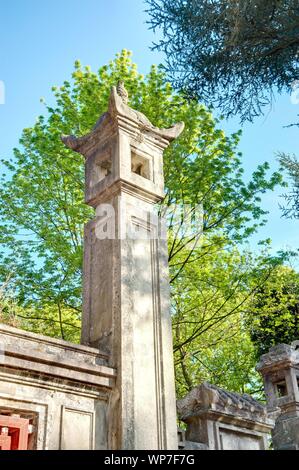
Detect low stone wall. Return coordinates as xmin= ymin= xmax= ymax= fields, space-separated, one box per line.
xmin=0 ymin=324 xmax=116 ymax=449
xmin=177 ymin=382 xmax=274 ymax=450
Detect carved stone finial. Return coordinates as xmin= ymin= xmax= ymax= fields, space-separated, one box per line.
xmin=116 ymin=80 xmax=129 ymax=104
xmin=61 ymin=85 xmax=185 ymax=159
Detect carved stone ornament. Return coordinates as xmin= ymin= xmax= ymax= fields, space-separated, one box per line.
xmin=257 ymin=342 xmax=299 ymax=373
xmin=61 ymin=82 xmax=184 ymax=158
xmin=177 ymin=381 xmax=268 ymax=421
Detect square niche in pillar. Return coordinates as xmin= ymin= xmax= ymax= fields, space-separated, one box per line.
xmin=131 ymin=150 xmax=153 ymax=181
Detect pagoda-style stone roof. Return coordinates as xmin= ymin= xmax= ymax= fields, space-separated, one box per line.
xmin=257 ymin=341 xmax=299 ymax=373
xmin=62 ymin=83 xmax=184 ymax=158
xmin=177 ymin=381 xmax=268 ymax=422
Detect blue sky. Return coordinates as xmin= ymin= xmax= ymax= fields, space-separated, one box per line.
xmin=0 ymin=0 xmax=298 ymax=257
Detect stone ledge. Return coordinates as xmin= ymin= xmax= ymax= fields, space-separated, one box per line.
xmin=0 ymin=323 xmax=116 ymax=389
xmin=0 ymin=323 xmax=108 ymax=360
xmin=186 ymin=409 xmax=274 ymax=432
xmin=177 ymin=382 xmax=271 ymax=423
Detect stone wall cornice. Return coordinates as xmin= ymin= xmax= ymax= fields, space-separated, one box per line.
xmin=177 ymin=382 xmax=271 ymax=425
xmin=0 ymin=324 xmax=116 ymax=390
xmin=183 ymin=408 xmax=274 ymax=431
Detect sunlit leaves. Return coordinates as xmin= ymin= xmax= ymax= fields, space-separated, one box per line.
xmin=248 ymin=265 xmax=299 ymax=356
xmin=0 ymin=48 xmax=285 ymax=380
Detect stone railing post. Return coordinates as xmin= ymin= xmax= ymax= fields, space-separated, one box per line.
xmin=257 ymin=341 xmax=299 ymax=450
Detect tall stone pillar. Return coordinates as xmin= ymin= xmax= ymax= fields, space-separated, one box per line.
xmin=62 ymin=83 xmax=184 ymax=450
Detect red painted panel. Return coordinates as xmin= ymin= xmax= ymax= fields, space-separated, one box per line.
xmin=0 ymin=434 xmax=11 ymax=450
xmin=0 ymin=415 xmax=29 ymax=450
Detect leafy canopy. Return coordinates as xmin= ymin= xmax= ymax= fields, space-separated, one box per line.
xmin=279 ymin=153 xmax=299 ymax=219
xmin=146 ymin=0 xmax=299 ymax=121
xmin=248 ymin=265 xmax=299 ymax=356
xmin=0 ymin=50 xmax=286 ymax=393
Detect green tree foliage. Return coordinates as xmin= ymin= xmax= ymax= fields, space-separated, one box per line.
xmin=0 ymin=276 xmax=21 ymax=328
xmin=146 ymin=0 xmax=299 ymax=121
xmin=278 ymin=153 xmax=299 ymax=218
xmin=247 ymin=265 xmax=299 ymax=357
xmin=0 ymin=50 xmax=285 ymax=392
xmin=172 ymin=244 xmax=287 ymax=398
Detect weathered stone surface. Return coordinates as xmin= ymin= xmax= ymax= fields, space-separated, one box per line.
xmin=271 ymin=414 xmax=299 ymax=450
xmin=257 ymin=341 xmax=299 ymax=450
xmin=184 ymin=440 xmax=208 ymax=450
xmin=62 ymin=84 xmax=184 ymax=209
xmin=62 ymin=83 xmax=184 ymax=450
xmin=0 ymin=323 xmax=115 ymax=388
xmin=177 ymin=428 xmax=208 ymax=450
xmin=177 ymin=382 xmax=273 ymax=450
xmin=0 ymin=324 xmax=115 ymax=449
